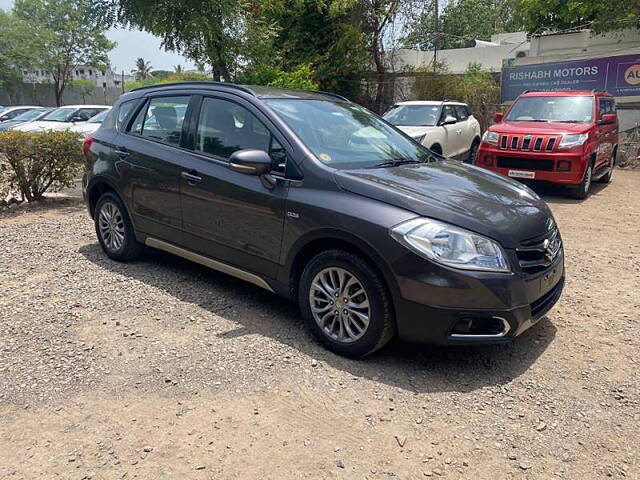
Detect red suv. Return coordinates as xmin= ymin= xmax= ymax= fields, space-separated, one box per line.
xmin=476 ymin=90 xmax=618 ymax=199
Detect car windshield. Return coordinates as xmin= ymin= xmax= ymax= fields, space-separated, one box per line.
xmin=88 ymin=110 xmax=109 ymax=123
xmin=505 ymin=96 xmax=594 ymax=123
xmin=383 ymin=104 xmax=440 ymax=126
xmin=12 ymin=109 xmax=46 ymax=121
xmin=264 ymin=99 xmax=432 ymax=169
xmin=41 ymin=107 xmax=76 ymax=122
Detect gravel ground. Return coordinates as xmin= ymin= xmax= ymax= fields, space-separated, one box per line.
xmin=0 ymin=171 xmax=639 ymax=479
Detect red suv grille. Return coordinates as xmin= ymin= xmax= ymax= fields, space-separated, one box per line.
xmin=499 ymin=134 xmax=559 ymax=152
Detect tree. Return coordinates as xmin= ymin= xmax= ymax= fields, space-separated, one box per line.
xmin=405 ymin=0 xmax=525 ymax=51
xmin=110 ymin=0 xmax=276 ymax=82
xmin=131 ymin=57 xmax=153 ymax=80
xmin=173 ymin=64 xmax=183 ymax=73
xmin=520 ymin=0 xmax=640 ymax=34
xmin=12 ymin=0 xmax=115 ymax=106
xmin=70 ymin=78 xmax=96 ymax=104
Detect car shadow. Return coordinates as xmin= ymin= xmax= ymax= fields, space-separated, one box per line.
xmin=79 ymin=243 xmax=557 ymax=394
xmin=527 ymin=181 xmax=608 ymax=205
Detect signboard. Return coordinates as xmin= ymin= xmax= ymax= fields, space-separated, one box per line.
xmin=501 ymin=53 xmax=640 ymax=102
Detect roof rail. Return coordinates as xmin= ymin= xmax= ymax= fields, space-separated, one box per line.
xmin=308 ymin=90 xmax=349 ymax=102
xmin=130 ymin=81 xmax=256 ymax=96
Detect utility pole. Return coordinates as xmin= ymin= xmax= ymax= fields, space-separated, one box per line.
xmin=433 ymin=0 xmax=439 ymax=71
xmin=121 ymin=70 xmax=125 ymax=94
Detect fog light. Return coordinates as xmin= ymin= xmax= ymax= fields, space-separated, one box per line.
xmin=557 ymin=160 xmax=571 ymax=172
xmin=483 ymin=155 xmax=494 ymax=166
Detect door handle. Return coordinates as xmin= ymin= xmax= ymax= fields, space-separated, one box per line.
xmin=115 ymin=149 xmax=130 ymax=157
xmin=181 ymin=171 xmax=202 ymax=183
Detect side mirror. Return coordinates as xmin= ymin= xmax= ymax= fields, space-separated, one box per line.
xmin=229 ymin=149 xmax=272 ymax=175
xmin=494 ymin=112 xmax=504 ymax=123
xmin=599 ymin=113 xmax=617 ymax=125
xmin=441 ymin=115 xmax=457 ymax=126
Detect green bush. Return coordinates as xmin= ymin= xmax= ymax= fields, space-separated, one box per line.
xmin=240 ymin=63 xmax=319 ymax=90
xmin=0 ymin=130 xmax=83 ymax=202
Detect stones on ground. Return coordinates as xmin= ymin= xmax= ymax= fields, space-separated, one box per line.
xmin=336 ymin=460 xmax=345 ymax=469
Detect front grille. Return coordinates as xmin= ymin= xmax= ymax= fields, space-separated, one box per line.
xmin=516 ymin=228 xmax=562 ymax=274
xmin=497 ymin=156 xmax=554 ymax=171
xmin=499 ymin=134 xmax=558 ymax=152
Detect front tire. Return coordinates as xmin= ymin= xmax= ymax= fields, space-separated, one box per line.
xmin=299 ymin=250 xmax=395 ymax=358
xmin=94 ymin=191 xmax=143 ymax=261
xmin=569 ymin=163 xmax=593 ymax=200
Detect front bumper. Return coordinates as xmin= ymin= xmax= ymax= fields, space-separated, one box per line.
xmin=476 ymin=145 xmax=587 ymax=185
xmin=391 ymin=251 xmax=564 ymax=345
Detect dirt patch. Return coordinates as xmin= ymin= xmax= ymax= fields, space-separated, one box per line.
xmin=1 ymin=171 xmax=639 ymax=479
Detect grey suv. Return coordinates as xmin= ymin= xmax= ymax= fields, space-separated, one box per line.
xmin=83 ymin=82 xmax=564 ymax=358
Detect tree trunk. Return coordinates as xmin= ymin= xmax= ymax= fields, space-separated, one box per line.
xmin=371 ymin=30 xmax=386 ymax=114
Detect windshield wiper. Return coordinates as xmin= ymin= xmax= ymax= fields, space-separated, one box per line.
xmin=373 ymin=159 xmax=422 ymax=168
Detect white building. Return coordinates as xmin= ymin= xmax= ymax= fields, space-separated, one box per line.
xmin=391 ymin=32 xmax=531 ymax=74
xmin=22 ymin=66 xmax=119 ymax=88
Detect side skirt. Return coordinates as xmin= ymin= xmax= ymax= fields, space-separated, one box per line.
xmin=145 ymin=237 xmax=275 ymax=293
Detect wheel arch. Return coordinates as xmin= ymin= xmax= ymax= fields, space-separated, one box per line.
xmin=283 ymin=229 xmax=401 ymax=306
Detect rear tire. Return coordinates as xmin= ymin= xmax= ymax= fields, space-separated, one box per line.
xmin=298 ymin=250 xmax=395 ymax=358
xmin=467 ymin=139 xmax=480 ymax=164
xmin=94 ymin=191 xmax=143 ymax=261
xmin=569 ymin=163 xmax=593 ymax=200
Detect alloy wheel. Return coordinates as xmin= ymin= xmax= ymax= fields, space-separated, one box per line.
xmin=308 ymin=267 xmax=371 ymax=343
xmin=98 ymin=201 xmax=125 ymax=252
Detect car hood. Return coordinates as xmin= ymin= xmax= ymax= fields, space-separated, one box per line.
xmin=395 ymin=125 xmax=439 ymax=138
xmin=490 ymin=121 xmax=591 ymax=135
xmin=334 ymin=161 xmax=554 ymax=248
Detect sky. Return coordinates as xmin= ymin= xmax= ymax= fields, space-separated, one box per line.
xmin=0 ymin=0 xmax=196 ymax=73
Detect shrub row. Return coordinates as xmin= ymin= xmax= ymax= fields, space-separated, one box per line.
xmin=0 ymin=130 xmax=83 ymax=202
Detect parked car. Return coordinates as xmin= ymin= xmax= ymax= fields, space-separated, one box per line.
xmin=83 ymin=82 xmax=564 ymax=358
xmin=383 ymin=100 xmax=481 ymax=162
xmin=13 ymin=105 xmax=110 ymax=133
xmin=0 ymin=108 xmax=53 ymax=131
xmin=476 ymin=90 xmax=618 ymax=199
xmin=68 ymin=108 xmax=112 ymax=138
xmin=0 ymin=106 xmax=42 ymax=123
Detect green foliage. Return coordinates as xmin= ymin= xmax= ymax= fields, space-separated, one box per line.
xmin=412 ymin=62 xmax=499 ymax=132
xmin=125 ymin=71 xmax=212 ymax=91
xmin=241 ymin=63 xmax=319 ymax=90
xmin=11 ymin=0 xmax=115 ymax=106
xmin=520 ymin=0 xmax=640 ymax=33
xmin=131 ymin=57 xmax=152 ymax=80
xmin=405 ymin=0 xmax=525 ymax=50
xmin=0 ymin=130 xmax=84 ymax=202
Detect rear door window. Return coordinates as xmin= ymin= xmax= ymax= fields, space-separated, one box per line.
xmin=129 ymin=96 xmax=190 ymax=146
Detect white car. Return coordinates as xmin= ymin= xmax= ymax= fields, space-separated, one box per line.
xmin=12 ymin=105 xmax=110 ymax=133
xmin=0 ymin=106 xmax=42 ymax=123
xmin=67 ymin=108 xmax=111 ymax=138
xmin=383 ymin=101 xmax=481 ymax=162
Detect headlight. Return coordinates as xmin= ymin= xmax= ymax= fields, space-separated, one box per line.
xmin=390 ymin=218 xmax=510 ymax=272
xmin=411 ymin=134 xmax=426 ymax=144
xmin=482 ymin=131 xmax=499 ymax=145
xmin=558 ymin=133 xmax=588 ymax=149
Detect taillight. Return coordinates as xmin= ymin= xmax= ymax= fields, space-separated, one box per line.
xmin=82 ymin=135 xmax=95 ymax=159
